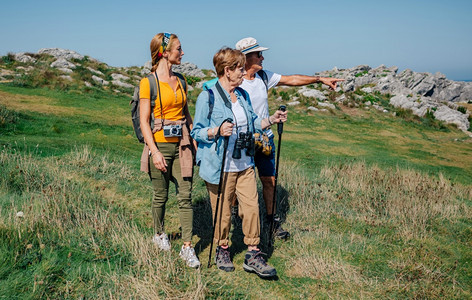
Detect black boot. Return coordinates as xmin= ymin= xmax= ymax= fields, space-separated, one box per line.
xmin=267 ymin=215 xmax=290 ymax=240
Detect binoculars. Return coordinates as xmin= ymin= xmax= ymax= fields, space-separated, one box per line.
xmin=232 ymin=132 xmax=255 ymax=159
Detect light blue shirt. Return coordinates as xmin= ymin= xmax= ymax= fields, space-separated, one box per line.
xmin=190 ymin=80 xmax=262 ymax=184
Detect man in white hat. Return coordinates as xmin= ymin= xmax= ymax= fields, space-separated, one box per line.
xmin=235 ymin=37 xmax=344 ymax=240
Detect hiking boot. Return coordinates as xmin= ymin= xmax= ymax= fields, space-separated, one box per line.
xmin=152 ymin=233 xmax=171 ymax=251
xmin=179 ymin=245 xmax=201 ymax=268
xmin=273 ymin=218 xmax=290 ymax=240
xmin=243 ymin=250 xmax=277 ymax=278
xmin=215 ymin=246 xmax=234 ymax=272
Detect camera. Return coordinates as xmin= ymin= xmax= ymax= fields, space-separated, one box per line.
xmin=163 ymin=124 xmax=182 ymax=137
xmin=232 ymin=132 xmax=255 ymax=159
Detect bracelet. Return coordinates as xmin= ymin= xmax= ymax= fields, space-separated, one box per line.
xmin=268 ymin=117 xmax=273 ymax=125
xmin=151 ymin=150 xmax=160 ymax=157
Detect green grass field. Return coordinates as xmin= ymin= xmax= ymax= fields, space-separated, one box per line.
xmin=1 ymin=84 xmax=471 ymax=299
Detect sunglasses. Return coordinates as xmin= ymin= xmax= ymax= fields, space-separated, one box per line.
xmin=256 ymin=51 xmax=263 ymax=58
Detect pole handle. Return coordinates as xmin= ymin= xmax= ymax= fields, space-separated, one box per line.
xmin=277 ymin=105 xmax=286 ymax=135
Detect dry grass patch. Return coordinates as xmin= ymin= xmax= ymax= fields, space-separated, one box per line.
xmin=0 ymin=90 xmax=129 ymax=125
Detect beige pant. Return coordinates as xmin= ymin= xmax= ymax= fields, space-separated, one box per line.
xmin=206 ymin=167 xmax=260 ymax=246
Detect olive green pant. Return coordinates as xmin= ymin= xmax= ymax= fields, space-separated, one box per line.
xmin=149 ymin=142 xmax=193 ymax=242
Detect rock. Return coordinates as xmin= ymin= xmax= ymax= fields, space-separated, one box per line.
xmin=318 ymin=102 xmax=336 ymax=110
xmin=112 ymin=80 xmax=134 ymax=89
xmin=434 ymin=106 xmax=470 ymax=132
xmin=51 ymin=58 xmax=76 ymax=69
xmin=38 ymin=48 xmax=84 ymax=60
xmin=335 ymin=94 xmax=346 ymax=102
xmin=16 ymin=211 xmax=24 ymax=218
xmin=15 ymin=66 xmax=34 ymax=73
xmin=84 ymin=81 xmax=92 ymax=87
xmin=87 ymin=67 xmax=104 ymax=76
xmin=60 ymin=75 xmax=72 ymax=81
xmin=111 ymin=73 xmax=129 ymax=81
xmin=58 ymin=68 xmax=73 ymax=74
xmin=307 ymin=106 xmax=319 ymax=111
xmin=287 ymin=101 xmax=300 ymax=106
xmin=361 ymin=87 xmax=372 ymax=93
xmin=92 ymin=75 xmax=109 ymax=86
xmin=14 ymin=53 xmax=36 ymax=63
xmin=172 ymin=62 xmax=205 ymax=77
xmin=299 ymin=87 xmax=327 ymax=100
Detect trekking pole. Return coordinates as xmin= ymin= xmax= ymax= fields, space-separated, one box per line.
xmin=269 ymin=105 xmax=286 ymax=247
xmin=208 ymin=118 xmax=233 ymax=268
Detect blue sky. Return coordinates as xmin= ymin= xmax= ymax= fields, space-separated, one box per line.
xmin=1 ymin=0 xmax=471 ymax=80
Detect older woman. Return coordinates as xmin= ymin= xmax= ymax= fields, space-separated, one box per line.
xmin=191 ymin=48 xmax=286 ymax=278
xmin=139 ymin=32 xmax=199 ymax=268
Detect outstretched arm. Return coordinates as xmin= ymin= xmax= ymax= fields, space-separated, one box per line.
xmin=278 ymin=74 xmax=344 ymax=90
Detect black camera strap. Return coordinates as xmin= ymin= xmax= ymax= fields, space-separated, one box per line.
xmin=154 ymin=72 xmax=185 ymax=128
xmin=215 ymin=82 xmax=252 ymax=135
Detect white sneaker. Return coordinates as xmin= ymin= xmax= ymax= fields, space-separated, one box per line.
xmin=179 ymin=245 xmax=201 ymax=268
xmin=152 ymin=233 xmax=171 ymax=251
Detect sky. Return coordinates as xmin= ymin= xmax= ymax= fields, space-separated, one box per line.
xmin=1 ymin=0 xmax=471 ymax=80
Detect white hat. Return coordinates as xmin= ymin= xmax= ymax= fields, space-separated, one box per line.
xmin=235 ymin=37 xmax=269 ymax=54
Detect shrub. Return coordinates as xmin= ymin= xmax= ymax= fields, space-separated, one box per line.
xmin=457 ymin=106 xmax=467 ymax=114
xmin=185 ymin=76 xmax=201 ymax=86
xmin=0 ymin=105 xmax=19 ymax=127
xmin=1 ymin=53 xmax=15 ymax=65
xmin=354 ymin=70 xmax=368 ymax=77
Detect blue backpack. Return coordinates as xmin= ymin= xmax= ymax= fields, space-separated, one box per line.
xmin=201 ymin=79 xmax=249 ymax=120
xmin=201 ymin=69 xmax=269 ymax=120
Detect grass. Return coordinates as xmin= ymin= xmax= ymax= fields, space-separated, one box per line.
xmin=1 ymin=83 xmax=471 ymax=298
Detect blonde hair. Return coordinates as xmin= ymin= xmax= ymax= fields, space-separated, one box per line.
xmin=213 ymin=47 xmax=246 ymax=78
xmin=150 ymin=33 xmax=178 ymax=72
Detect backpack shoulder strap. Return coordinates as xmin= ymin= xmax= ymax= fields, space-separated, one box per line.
xmin=146 ymin=74 xmax=157 ymax=104
xmin=235 ymin=86 xmax=252 ymax=106
xmin=174 ymin=72 xmax=187 ymax=94
xmin=257 ymin=70 xmax=268 ymax=91
xmin=207 ymin=89 xmax=214 ymax=120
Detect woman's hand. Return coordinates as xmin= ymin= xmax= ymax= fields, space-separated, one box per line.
xmin=152 ymin=151 xmax=168 ymax=172
xmin=219 ymin=122 xmax=234 ymax=137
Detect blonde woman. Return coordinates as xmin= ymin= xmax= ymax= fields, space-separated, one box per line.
xmin=139 ymin=33 xmax=199 ymax=268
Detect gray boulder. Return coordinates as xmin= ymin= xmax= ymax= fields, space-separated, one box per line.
xmin=14 ymin=53 xmax=36 ymax=63
xmin=434 ymin=106 xmax=470 ymax=132
xmin=172 ymin=62 xmax=205 ymax=78
xmin=92 ymin=75 xmax=109 ymax=86
xmin=287 ymin=101 xmax=300 ymax=106
xmin=51 ymin=58 xmax=76 ymax=69
xmin=58 ymin=68 xmax=73 ymax=74
xmin=318 ymin=102 xmax=336 ymax=110
xmin=38 ymin=48 xmax=84 ymax=60
xmin=87 ymin=67 xmax=104 ymax=76
xmin=112 ymin=80 xmax=134 ymax=89
xmin=111 ymin=73 xmax=130 ymax=81
xmin=299 ymin=86 xmax=327 ymax=100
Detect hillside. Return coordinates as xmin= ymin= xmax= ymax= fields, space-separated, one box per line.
xmin=1 ymin=49 xmax=472 ymax=299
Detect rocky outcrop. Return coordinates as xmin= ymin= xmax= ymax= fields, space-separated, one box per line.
xmin=172 ymin=62 xmax=205 ymax=77
xmin=2 ymin=48 xmax=470 ymax=135
xmin=317 ymin=64 xmax=471 ymax=135
xmin=14 ymin=53 xmax=36 ymax=63
xmin=51 ymin=58 xmax=76 ymax=69
xmin=38 ymin=48 xmax=84 ymax=61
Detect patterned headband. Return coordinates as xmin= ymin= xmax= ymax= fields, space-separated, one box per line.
xmin=157 ymin=32 xmax=171 ymax=60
